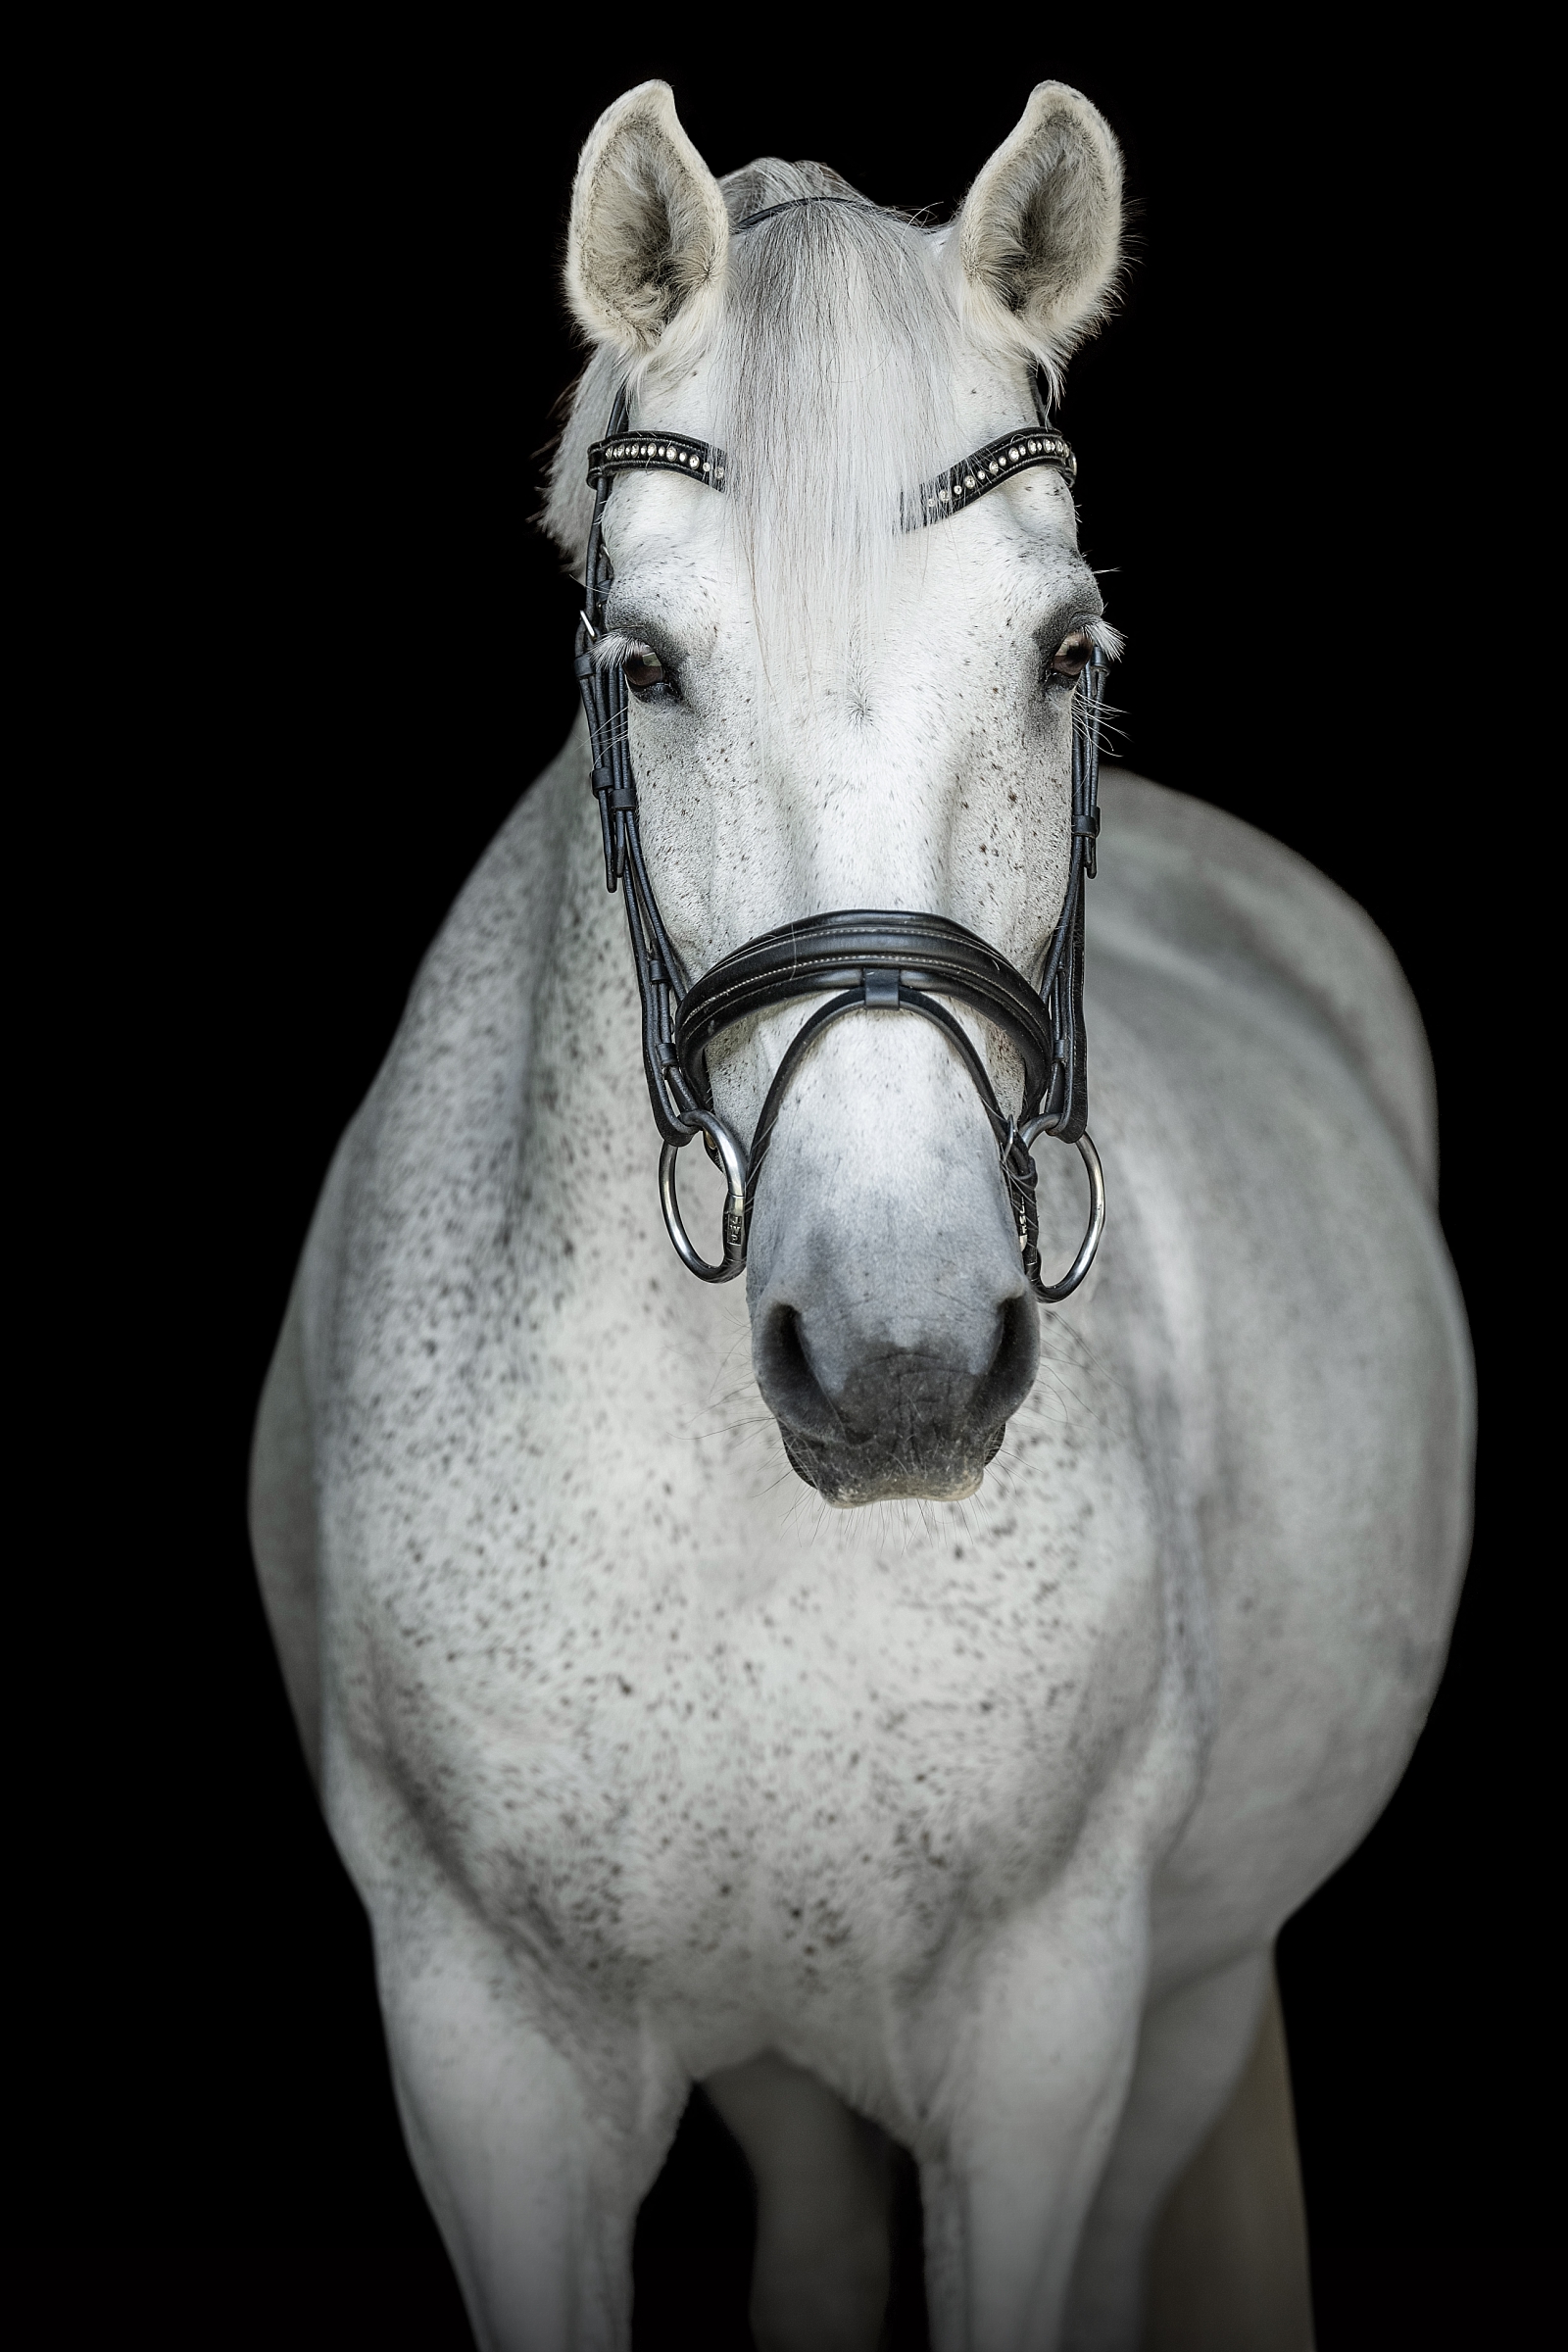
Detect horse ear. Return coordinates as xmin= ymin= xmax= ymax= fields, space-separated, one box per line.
xmin=566 ymin=82 xmax=729 ymax=356
xmin=956 ymin=83 xmax=1123 ymax=376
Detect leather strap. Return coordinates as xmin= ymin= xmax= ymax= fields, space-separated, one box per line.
xmin=734 ymin=195 xmax=883 ymax=231
xmin=675 ymin=909 xmax=1058 ymax=1114
xmin=906 ymin=425 xmax=1077 ymax=528
xmin=727 ymin=976 xmax=1063 ymax=1298
xmin=586 ymin=430 xmax=727 ymax=491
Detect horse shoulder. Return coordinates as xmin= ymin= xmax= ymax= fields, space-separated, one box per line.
xmin=248 ymin=729 xmax=585 ymax=1776
xmin=1092 ymin=770 xmax=1437 ymax=1197
xmin=1085 ymin=773 xmax=1471 ymax=1978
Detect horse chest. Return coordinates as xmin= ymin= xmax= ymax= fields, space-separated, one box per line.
xmin=339 ymin=1382 xmax=1174 ymax=2008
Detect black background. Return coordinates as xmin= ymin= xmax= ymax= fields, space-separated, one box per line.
xmin=11 ymin=25 xmax=1550 ymax=2350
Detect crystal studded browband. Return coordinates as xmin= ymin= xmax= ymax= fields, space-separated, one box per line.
xmin=909 ymin=425 xmax=1076 ymax=520
xmin=584 ymin=417 xmax=1075 ymax=529
xmin=585 ymin=431 xmax=728 ymax=491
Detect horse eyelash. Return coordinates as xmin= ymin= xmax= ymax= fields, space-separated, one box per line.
xmin=590 ymin=632 xmax=655 ymax=671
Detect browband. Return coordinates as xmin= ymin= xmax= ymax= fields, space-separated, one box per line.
xmin=585 ymin=416 xmax=1076 ymax=527
xmin=585 ymin=431 xmax=728 ymax=492
xmin=909 ymin=424 xmax=1077 ymax=519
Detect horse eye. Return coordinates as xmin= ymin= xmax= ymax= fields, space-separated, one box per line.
xmin=1050 ymin=631 xmax=1093 ymax=683
xmin=622 ymin=648 xmax=666 ymax=693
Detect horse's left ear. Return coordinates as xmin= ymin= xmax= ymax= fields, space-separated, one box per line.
xmin=956 ymin=83 xmax=1124 ymax=375
xmin=566 ymin=81 xmax=729 ymax=357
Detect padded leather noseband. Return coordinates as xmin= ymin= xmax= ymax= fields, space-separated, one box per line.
xmin=676 ymin=908 xmax=1060 ymax=1114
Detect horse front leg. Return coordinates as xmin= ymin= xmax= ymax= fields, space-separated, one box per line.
xmin=704 ymin=2050 xmax=895 ymax=2351
xmin=369 ymin=1877 xmax=685 ymax=2352
xmin=917 ymin=1890 xmax=1149 ymax=2352
xmin=1062 ymin=1951 xmax=1314 ymax=2351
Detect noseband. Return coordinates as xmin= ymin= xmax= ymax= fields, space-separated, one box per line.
xmin=572 ymin=230 xmax=1108 ymax=1301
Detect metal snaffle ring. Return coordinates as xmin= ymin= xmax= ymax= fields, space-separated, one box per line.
xmin=658 ymin=1110 xmax=750 ymax=1283
xmin=1017 ymin=1122 xmax=1106 ymax=1303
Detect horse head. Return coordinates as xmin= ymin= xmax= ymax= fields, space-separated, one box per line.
xmin=547 ymin=81 xmax=1124 ymax=1506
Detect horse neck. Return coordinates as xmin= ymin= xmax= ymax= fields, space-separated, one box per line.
xmin=514 ymin=727 xmax=662 ymax=1238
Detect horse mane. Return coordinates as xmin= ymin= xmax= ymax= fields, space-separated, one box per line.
xmin=544 ymin=160 xmax=972 ymax=668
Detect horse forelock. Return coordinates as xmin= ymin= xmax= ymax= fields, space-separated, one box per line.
xmin=545 ymin=161 xmax=969 ymax=668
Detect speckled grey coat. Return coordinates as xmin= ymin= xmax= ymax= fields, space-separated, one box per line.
xmin=249 ymin=77 xmax=1473 ymax=2352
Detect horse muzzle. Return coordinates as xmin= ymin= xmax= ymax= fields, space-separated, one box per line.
xmin=753 ymin=1286 xmax=1040 ymax=1506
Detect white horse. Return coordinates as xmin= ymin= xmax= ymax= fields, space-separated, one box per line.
xmin=250 ymin=80 xmax=1472 ymax=2352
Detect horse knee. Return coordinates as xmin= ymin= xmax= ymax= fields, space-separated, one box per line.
xmin=703 ymin=2053 xmax=893 ymax=2352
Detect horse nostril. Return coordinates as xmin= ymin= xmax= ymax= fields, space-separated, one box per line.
xmin=755 ymin=1303 xmax=844 ymax=1444
xmin=755 ymin=1287 xmax=1039 ymax=1463
xmin=975 ymin=1290 xmax=1040 ymax=1428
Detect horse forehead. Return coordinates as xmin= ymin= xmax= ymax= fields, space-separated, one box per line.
xmin=611 ymin=508 xmax=1089 ymax=657
xmin=602 ymin=490 xmax=728 ymax=591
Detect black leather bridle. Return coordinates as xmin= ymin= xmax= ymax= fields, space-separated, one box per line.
xmin=571 ymin=200 xmax=1108 ymax=1299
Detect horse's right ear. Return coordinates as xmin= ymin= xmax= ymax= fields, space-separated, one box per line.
xmin=566 ymin=82 xmax=729 ymax=356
